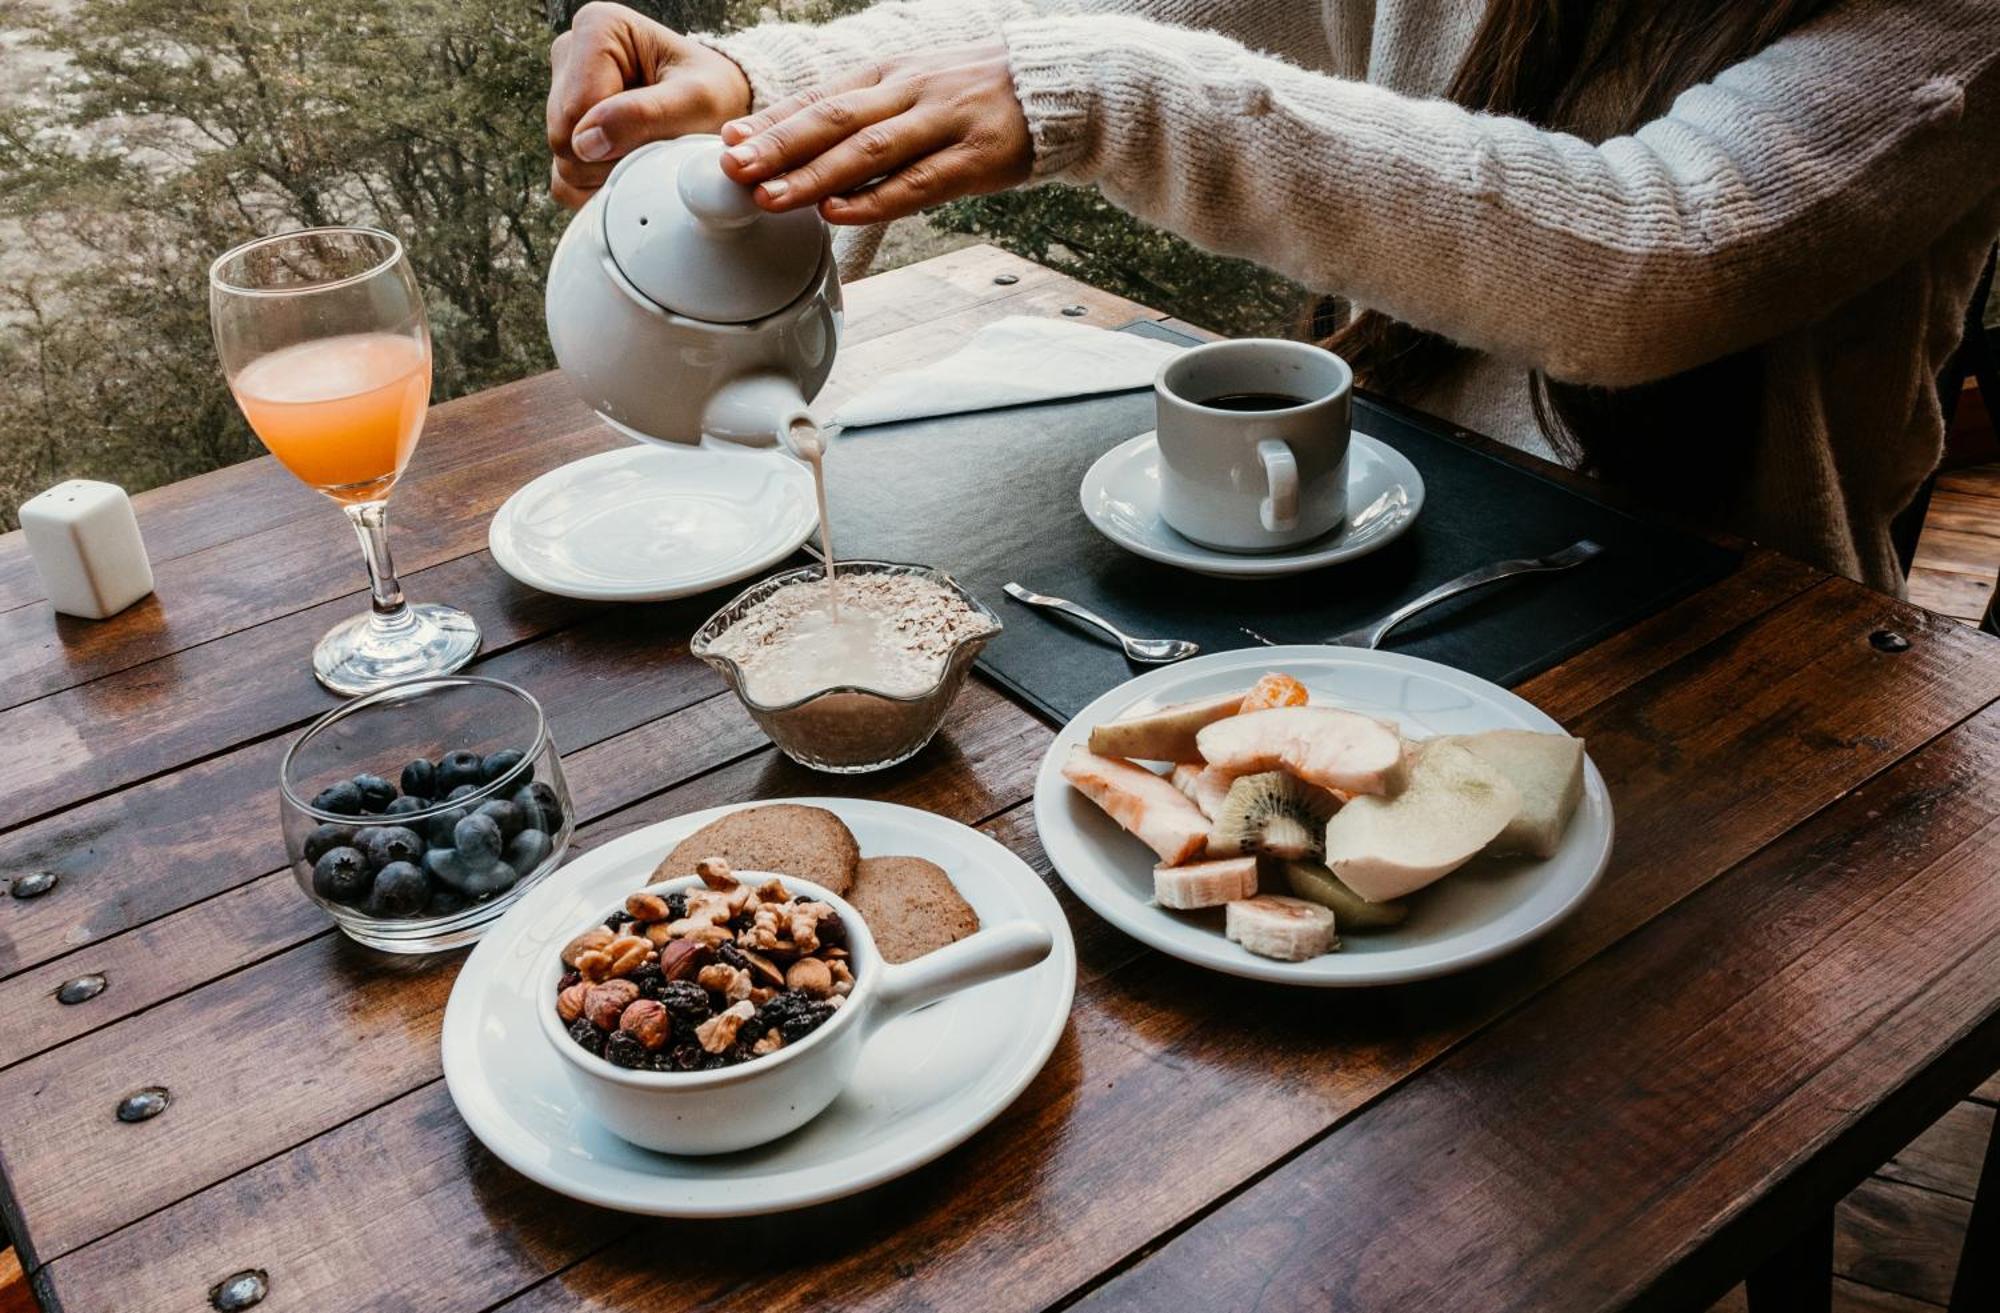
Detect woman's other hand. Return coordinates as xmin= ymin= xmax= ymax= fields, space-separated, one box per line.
xmin=716 ymin=43 xmax=1033 ymax=224
xmin=547 ymin=2 xmax=752 ymax=208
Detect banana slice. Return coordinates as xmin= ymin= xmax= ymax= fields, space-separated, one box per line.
xmin=1225 ymin=894 xmax=1338 ymax=961
xmin=1154 ymin=856 xmax=1260 ymax=910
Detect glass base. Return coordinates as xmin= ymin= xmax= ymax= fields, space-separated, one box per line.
xmin=313 ymin=601 xmax=482 ymax=696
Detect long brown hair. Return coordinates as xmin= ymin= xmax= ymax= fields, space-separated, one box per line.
xmin=1323 ymin=0 xmax=1836 ymax=511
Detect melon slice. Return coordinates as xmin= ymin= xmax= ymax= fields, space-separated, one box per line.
xmin=1445 ymin=728 xmax=1586 ymax=858
xmin=1196 ymin=706 xmax=1406 ymax=796
xmin=1321 ymin=739 xmax=1521 ymax=902
xmin=1061 ymin=747 xmax=1211 ymax=866
xmin=1087 ymin=690 xmax=1247 ymax=763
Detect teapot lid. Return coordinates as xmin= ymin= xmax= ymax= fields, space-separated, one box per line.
xmin=602 ymin=136 xmax=825 ymax=324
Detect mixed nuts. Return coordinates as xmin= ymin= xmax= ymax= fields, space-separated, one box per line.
xmin=556 ymin=860 xmax=853 ymax=1073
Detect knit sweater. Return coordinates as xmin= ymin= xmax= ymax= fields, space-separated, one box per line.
xmin=705 ymin=0 xmax=2000 ymax=592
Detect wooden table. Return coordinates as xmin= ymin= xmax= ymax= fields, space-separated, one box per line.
xmin=4 ymin=246 xmax=2000 ymax=1313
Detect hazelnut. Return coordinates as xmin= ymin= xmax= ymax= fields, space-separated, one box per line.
xmin=785 ymin=957 xmax=834 ymax=997
xmin=695 ymin=1000 xmax=756 ymax=1053
xmin=561 ymin=927 xmax=614 ymax=969
xmin=657 ymin=938 xmax=715 ymax=981
xmin=618 ymin=998 xmax=671 ymax=1051
xmin=574 ymin=949 xmax=615 ymax=982
xmin=625 ymin=892 xmax=671 ymax=924
xmin=695 ymin=857 xmax=738 ymax=890
xmin=584 ymin=979 xmax=640 ymax=1030
xmin=606 ymin=935 xmax=654 ymax=976
xmin=556 ymin=982 xmax=590 ymax=1023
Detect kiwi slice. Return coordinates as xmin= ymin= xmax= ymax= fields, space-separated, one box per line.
xmin=1208 ymin=772 xmax=1339 ymax=860
xmin=1282 ymin=859 xmax=1409 ymax=930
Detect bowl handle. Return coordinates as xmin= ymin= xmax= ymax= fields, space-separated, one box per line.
xmin=873 ymin=920 xmax=1054 ymax=1021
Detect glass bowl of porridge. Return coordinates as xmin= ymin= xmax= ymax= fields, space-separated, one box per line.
xmin=691 ymin=560 xmax=1001 ymax=773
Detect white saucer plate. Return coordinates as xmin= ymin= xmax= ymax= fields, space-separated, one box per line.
xmin=441 ymin=798 xmax=1076 ymax=1217
xmin=1080 ymin=431 xmax=1424 ymax=578
xmin=1033 ymin=647 xmax=1613 ymax=986
xmin=488 ymin=444 xmax=818 ymax=602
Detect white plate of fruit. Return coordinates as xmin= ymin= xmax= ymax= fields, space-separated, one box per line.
xmin=1031 ymin=647 xmax=1613 ymax=985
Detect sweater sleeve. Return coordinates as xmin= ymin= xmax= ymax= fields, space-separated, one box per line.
xmin=697 ymin=0 xmax=1333 ymax=111
xmin=1004 ymin=0 xmax=2000 ymax=388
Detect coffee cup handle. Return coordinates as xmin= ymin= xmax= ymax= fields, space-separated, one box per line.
xmin=1257 ymin=439 xmax=1299 ymax=533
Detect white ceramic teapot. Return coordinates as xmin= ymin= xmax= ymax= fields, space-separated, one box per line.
xmin=545 ymin=134 xmax=840 ymax=450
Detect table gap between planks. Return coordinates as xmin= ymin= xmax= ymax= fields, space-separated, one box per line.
xmin=2 ymin=246 xmax=1998 ymax=1313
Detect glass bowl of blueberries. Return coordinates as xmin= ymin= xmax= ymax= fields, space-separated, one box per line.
xmin=279 ymin=675 xmax=575 ymax=953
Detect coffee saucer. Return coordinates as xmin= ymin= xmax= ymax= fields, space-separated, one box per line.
xmin=489 ymin=444 xmax=818 ymax=602
xmin=1079 ymin=431 xmax=1423 ymax=579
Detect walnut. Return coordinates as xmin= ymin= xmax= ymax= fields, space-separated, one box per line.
xmin=583 ymin=979 xmax=640 ymax=1030
xmin=657 ymin=938 xmax=714 ymax=981
xmin=574 ymin=949 xmax=615 ymax=983
xmin=689 ymin=924 xmax=736 ymax=947
xmin=749 ymin=986 xmax=777 ymax=1006
xmin=697 ymin=963 xmax=754 ymax=1004
xmin=665 ymin=889 xmax=733 ymax=938
xmin=618 ymin=999 xmax=671 ymax=1051
xmin=695 ymin=857 xmax=738 ymax=890
xmin=739 ymin=905 xmax=786 ymax=952
xmin=561 ymin=927 xmax=614 ymax=969
xmin=624 ymin=892 xmax=670 ymax=924
xmin=644 ymin=922 xmax=674 ymax=947
xmin=696 ymin=1000 xmax=756 ymax=1053
xmin=828 ymin=959 xmax=854 ymax=997
xmin=556 ymin=982 xmax=590 ymax=1023
xmin=724 ymin=883 xmax=753 ymax=915
xmin=754 ymin=878 xmax=790 ymax=905
xmin=606 ymin=935 xmax=654 ymax=977
xmin=751 ymin=1029 xmax=785 ymax=1056
xmin=788 ymin=902 xmax=837 ymax=954
xmin=785 ymin=957 xmax=833 ymax=997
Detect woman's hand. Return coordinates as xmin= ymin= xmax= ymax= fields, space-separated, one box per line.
xmin=717 ymin=43 xmax=1033 ymax=225
xmin=547 ymin=2 xmax=752 ymax=208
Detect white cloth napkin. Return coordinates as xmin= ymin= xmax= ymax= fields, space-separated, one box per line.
xmin=829 ymin=315 xmax=1184 ymax=430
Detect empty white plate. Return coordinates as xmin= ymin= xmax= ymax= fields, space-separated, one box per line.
xmin=1033 ymin=647 xmax=1613 ymax=986
xmin=489 ymin=444 xmax=818 ymax=601
xmin=441 ymin=798 xmax=1076 ymax=1217
xmin=1080 ymin=431 xmax=1424 ymax=578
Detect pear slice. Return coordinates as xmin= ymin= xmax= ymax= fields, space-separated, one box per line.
xmin=1196 ymin=706 xmax=1406 ymax=796
xmin=1061 ymin=747 xmax=1211 ymax=866
xmin=1444 ymin=729 xmax=1585 ymax=858
xmin=1087 ymin=690 xmax=1247 ymax=763
xmin=1321 ymin=739 xmax=1521 ymax=902
xmin=1170 ymin=762 xmax=1241 ymax=821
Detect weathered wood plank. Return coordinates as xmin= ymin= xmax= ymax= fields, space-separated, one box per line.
xmin=1878 ymin=1101 xmax=1995 ymax=1202
xmin=1836 ymin=1178 xmax=1971 ymax=1309
xmin=37 ymin=578 xmax=1999 ymax=1313
xmin=1075 ymin=702 xmax=2000 ymax=1313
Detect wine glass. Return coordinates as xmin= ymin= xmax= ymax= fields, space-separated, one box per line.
xmin=209 ymin=227 xmax=480 ymax=694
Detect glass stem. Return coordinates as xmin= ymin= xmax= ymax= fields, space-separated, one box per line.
xmin=344 ymin=500 xmax=409 ymax=622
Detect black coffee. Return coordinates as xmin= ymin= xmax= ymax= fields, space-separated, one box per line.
xmin=1197 ymin=391 xmax=1309 ymax=412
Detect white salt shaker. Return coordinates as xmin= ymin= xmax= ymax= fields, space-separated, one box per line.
xmin=20 ymin=479 xmax=155 ymax=620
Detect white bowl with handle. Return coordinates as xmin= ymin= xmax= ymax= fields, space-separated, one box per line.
xmin=538 ymin=873 xmax=1053 ymax=1155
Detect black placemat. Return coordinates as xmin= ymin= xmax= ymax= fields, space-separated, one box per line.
xmin=830 ymin=321 xmax=1738 ymax=724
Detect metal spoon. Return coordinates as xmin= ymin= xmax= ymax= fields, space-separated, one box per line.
xmin=1003 ymin=583 xmax=1200 ymax=664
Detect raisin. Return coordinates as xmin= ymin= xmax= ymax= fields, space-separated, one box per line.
xmin=558 ymin=969 xmax=582 ymax=992
xmin=629 ymin=962 xmax=665 ymax=999
xmin=668 ymin=1042 xmax=704 ymax=1072
xmin=757 ymin=990 xmax=836 ymax=1043
xmin=718 ymin=941 xmax=751 ymax=972
xmin=604 ymin=1031 xmax=647 ymax=1069
xmin=657 ymin=980 xmax=713 ymax=1026
xmin=567 ymin=1016 xmax=606 ymax=1057
xmin=602 ymin=911 xmax=629 ymax=932
xmin=665 ymin=892 xmax=688 ymax=921
xmin=815 ymin=913 xmax=847 ymax=950
xmin=644 ymin=1050 xmax=676 ymax=1073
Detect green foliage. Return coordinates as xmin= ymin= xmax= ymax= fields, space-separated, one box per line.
xmin=934 ymin=188 xmax=1306 ymax=340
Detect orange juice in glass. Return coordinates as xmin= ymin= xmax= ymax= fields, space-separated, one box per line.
xmin=210 ymin=228 xmax=479 ymax=694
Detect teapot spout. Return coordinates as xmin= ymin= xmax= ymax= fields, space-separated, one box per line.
xmin=701 ymin=371 xmax=819 ymax=454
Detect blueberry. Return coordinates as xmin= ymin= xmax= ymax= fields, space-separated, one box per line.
xmin=446 ymin=784 xmax=481 ymax=802
xmin=454 ymin=812 xmax=504 ymax=863
xmin=425 ymin=805 xmax=471 ymax=848
xmin=513 ymin=781 xmax=563 ymax=832
xmin=425 ymin=847 xmax=515 ymax=897
xmin=475 ymin=799 xmax=525 ymax=839
xmin=424 ymin=847 xmax=473 ymax=892
xmin=302 ymin=822 xmax=356 ymax=864
xmin=310 ymin=780 xmax=364 ymax=816
xmin=355 ymin=825 xmax=425 ymax=870
xmin=506 ymin=827 xmax=553 ymax=874
xmin=438 ymin=750 xmax=485 ymax=793
xmin=425 ymin=884 xmax=470 ymax=917
xmin=365 ymin=861 xmax=430 ymax=918
xmin=474 ymin=860 xmax=521 ymax=896
xmin=351 ymin=774 xmax=397 ymax=812
xmin=311 ymin=846 xmax=372 ymax=904
xmin=399 ymin=757 xmax=439 ymax=800
xmin=481 ymin=748 xmax=529 ymax=786
xmin=383 ymin=795 xmax=426 ymax=817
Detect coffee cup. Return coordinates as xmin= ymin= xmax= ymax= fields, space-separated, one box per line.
xmin=1153 ymin=339 xmax=1353 ymax=552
